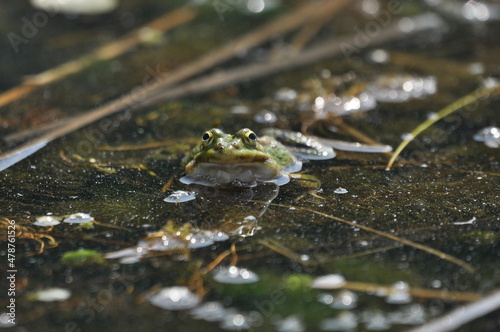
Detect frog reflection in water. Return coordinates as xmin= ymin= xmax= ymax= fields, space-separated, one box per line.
xmin=180 ymin=128 xmax=302 ymax=187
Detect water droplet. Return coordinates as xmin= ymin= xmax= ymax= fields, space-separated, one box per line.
xmin=149 ymin=286 xmax=200 ymax=310
xmin=230 ymin=105 xmax=250 ymax=114
xmin=274 ymin=87 xmax=298 ymax=102
xmin=275 ymin=315 xmax=305 ymax=332
xmin=220 ymin=312 xmax=252 ymax=330
xmin=164 ymin=190 xmax=196 ymax=203
xmin=311 ymin=274 xmax=346 ymax=289
xmin=213 ymin=266 xmax=259 ymax=284
xmin=386 ymin=281 xmax=412 ymax=304
xmin=363 ymin=310 xmax=391 ymax=330
xmin=0 ymin=313 xmax=15 ymax=327
xmin=473 ymin=126 xmax=500 ymax=148
xmin=369 ymin=49 xmax=389 ymax=64
xmin=320 ymin=312 xmax=358 ymax=331
xmin=330 ymin=290 xmax=358 ymax=309
xmin=254 ymin=110 xmax=277 ymax=124
xmin=63 ymin=213 xmax=94 ymax=224
xmin=34 ymin=215 xmax=60 ymax=226
xmin=367 ymin=74 xmax=437 ymax=103
xmin=34 ymin=288 xmax=71 ymax=302
xmin=191 ymin=302 xmax=228 ymax=321
xmin=334 ymin=187 xmax=348 ymax=194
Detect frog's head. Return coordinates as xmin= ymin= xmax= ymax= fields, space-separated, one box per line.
xmin=183 ymin=128 xmax=282 ymax=186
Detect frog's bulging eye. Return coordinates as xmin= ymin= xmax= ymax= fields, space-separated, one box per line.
xmin=202 ymin=131 xmax=212 ymax=142
xmin=246 ymin=131 xmax=257 ymax=141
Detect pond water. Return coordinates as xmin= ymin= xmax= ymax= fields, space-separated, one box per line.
xmin=0 ymin=1 xmax=499 ymax=331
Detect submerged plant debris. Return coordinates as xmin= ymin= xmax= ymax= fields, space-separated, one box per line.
xmin=0 ymin=1 xmax=499 ymax=332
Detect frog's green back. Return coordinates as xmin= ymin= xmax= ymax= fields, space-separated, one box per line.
xmin=259 ymin=136 xmax=295 ymax=168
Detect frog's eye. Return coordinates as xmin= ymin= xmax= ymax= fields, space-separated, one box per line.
xmin=202 ymin=131 xmax=213 ymax=142
xmin=246 ymin=131 xmax=257 ymax=141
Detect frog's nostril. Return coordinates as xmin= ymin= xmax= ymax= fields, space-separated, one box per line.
xmin=232 ymin=143 xmax=240 ymax=149
xmin=215 ymin=142 xmax=223 ymax=150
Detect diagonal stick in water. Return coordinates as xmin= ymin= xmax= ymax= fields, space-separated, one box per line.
xmin=268 ymin=202 xmax=475 ymax=273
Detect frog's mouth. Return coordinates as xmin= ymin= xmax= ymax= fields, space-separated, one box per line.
xmin=183 ymin=160 xmax=282 ymax=186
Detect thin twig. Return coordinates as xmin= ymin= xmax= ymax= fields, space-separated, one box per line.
xmin=267 ymin=202 xmax=476 ymax=273
xmin=258 ymin=239 xmax=315 ymax=266
xmin=339 ymin=281 xmax=482 ymax=302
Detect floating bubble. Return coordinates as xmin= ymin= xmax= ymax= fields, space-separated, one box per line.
xmin=34 ymin=288 xmax=71 ymax=302
xmin=401 ymin=133 xmax=414 ymax=140
xmin=386 ymin=281 xmax=412 ymax=304
xmin=367 ymin=75 xmax=437 ymax=103
xmin=139 ymin=236 xmax=185 ymax=251
xmin=387 ymin=304 xmax=426 ymax=325
xmin=164 ymin=191 xmax=196 ymax=203
xmin=0 ymin=313 xmax=15 ymax=327
xmin=473 ymin=126 xmax=500 ymax=148
xmin=319 ymin=137 xmax=392 ymax=153
xmin=186 ymin=233 xmax=214 ymax=249
xmin=208 ymin=230 xmax=231 ymax=242
xmin=119 ymin=256 xmax=141 ymax=264
xmin=149 ymin=286 xmax=200 ymax=310
xmin=213 ymin=266 xmax=259 ymax=284
xmin=330 ymin=290 xmax=358 ymax=310
xmin=30 ymin=0 xmax=118 ymax=15
xmin=220 ymin=312 xmax=252 ymax=330
xmin=104 ymin=247 xmax=145 ymax=259
xmin=334 ymin=187 xmax=348 ymax=194
xmin=63 ymin=213 xmax=94 ymax=224
xmin=230 ymin=105 xmax=251 ymax=114
xmin=311 ymin=274 xmax=346 ymax=289
xmin=241 ymin=0 xmax=280 ymax=15
xmin=254 ymin=110 xmax=278 ymax=124
xmin=220 ymin=311 xmax=262 ymax=331
xmin=191 ymin=302 xmax=228 ymax=322
xmin=34 ymin=215 xmax=60 ymax=227
xmin=362 ymin=311 xmax=391 ymax=331
xmin=320 ymin=93 xmax=377 ymax=116
xmin=369 ymin=49 xmax=389 ymax=64
xmin=318 ymin=293 xmax=334 ymax=305
xmin=462 ymin=0 xmax=490 ymax=21
xmin=275 ymin=315 xmax=305 ymax=332
xmin=468 ymin=62 xmax=484 ymax=75
xmin=275 ymin=87 xmax=298 ymax=102
xmin=320 ymin=312 xmax=358 ymax=331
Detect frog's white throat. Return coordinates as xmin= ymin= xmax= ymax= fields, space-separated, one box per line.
xmin=181 ymin=162 xmax=287 ymax=187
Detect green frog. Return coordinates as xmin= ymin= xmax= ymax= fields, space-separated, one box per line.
xmin=180 ymin=128 xmax=302 ymax=187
